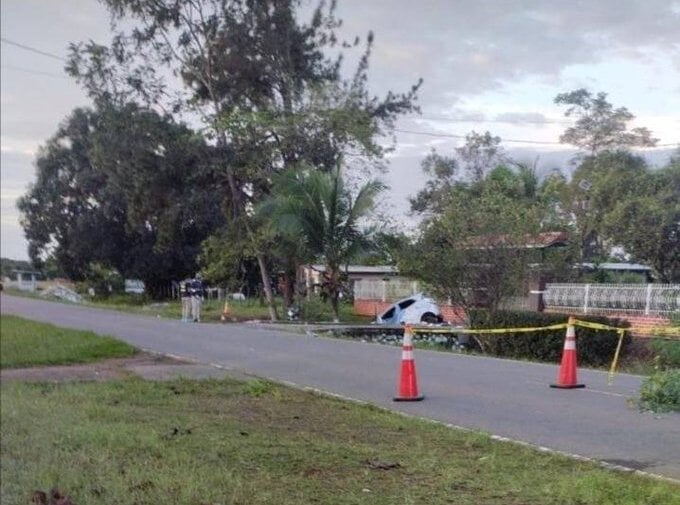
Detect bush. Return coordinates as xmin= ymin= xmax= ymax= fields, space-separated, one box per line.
xmin=639 ymin=370 xmax=680 ymax=412
xmin=299 ymin=297 xmax=332 ymax=321
xmin=649 ymin=339 xmax=680 ymax=370
xmin=101 ymin=293 xmax=150 ymax=306
xmin=76 ymin=263 xmax=125 ymax=298
xmin=467 ymin=309 xmax=631 ymax=367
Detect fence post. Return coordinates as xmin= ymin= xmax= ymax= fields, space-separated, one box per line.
xmin=644 ymin=284 xmax=652 ymax=316
xmin=583 ymin=284 xmax=590 ymax=314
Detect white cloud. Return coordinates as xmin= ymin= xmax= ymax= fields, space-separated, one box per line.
xmin=0 ymin=137 xmax=38 ymax=157
xmin=0 ymin=0 xmax=678 ymax=259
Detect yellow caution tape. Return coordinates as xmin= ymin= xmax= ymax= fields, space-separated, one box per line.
xmin=411 ymin=323 xmax=567 ymax=335
xmin=608 ymin=329 xmax=626 ymax=386
xmin=411 ymin=318 xmax=634 ymax=386
xmin=413 ymin=319 xmax=630 ymax=335
xmin=459 ymin=323 xmax=569 ymax=335
xmin=631 ymin=326 xmax=680 ymax=338
xmin=573 ymin=319 xmax=627 ymax=332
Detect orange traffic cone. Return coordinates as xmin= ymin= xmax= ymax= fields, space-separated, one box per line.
xmin=394 ymin=325 xmax=424 ymax=401
xmin=550 ymin=317 xmax=585 ymax=389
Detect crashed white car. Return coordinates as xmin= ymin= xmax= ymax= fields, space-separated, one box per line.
xmin=376 ymin=293 xmax=443 ymax=325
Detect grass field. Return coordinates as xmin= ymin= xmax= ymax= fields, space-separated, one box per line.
xmin=0 ymin=315 xmax=137 ymax=369
xmin=2 ymin=377 xmax=679 ymax=505
xmin=1 ymin=315 xmax=678 ymax=503
xmin=36 ymin=290 xmax=372 ymax=324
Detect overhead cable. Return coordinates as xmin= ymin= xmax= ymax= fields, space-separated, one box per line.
xmin=1 ymin=37 xmax=66 ymax=61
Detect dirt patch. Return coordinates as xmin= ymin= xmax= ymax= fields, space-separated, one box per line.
xmin=0 ymin=352 xmax=209 ymax=383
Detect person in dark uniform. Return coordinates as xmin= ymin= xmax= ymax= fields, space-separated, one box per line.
xmin=179 ymin=279 xmax=191 ymax=322
xmin=189 ymin=274 xmax=205 ymax=322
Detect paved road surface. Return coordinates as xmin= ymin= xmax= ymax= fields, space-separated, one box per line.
xmin=2 ymin=294 xmax=679 ymax=481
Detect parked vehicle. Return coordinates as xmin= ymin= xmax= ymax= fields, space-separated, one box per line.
xmin=376 ymin=293 xmax=443 ymax=325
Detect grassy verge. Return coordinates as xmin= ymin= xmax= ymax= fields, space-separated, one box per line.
xmin=2 ymin=378 xmax=678 ymax=505
xmin=14 ymin=288 xmax=372 ymax=324
xmin=95 ymin=295 xmax=371 ymax=323
xmin=0 ymin=315 xmax=137 ymax=369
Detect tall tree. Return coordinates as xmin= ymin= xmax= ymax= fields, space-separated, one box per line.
xmin=563 ymin=150 xmax=649 ymax=261
xmin=410 ymin=131 xmax=506 ymax=215
xmin=401 ymin=189 xmax=543 ymax=317
xmin=554 ymin=89 xmax=658 ymax=155
xmin=603 ymin=153 xmax=680 ymax=282
xmin=455 ymin=131 xmax=505 ymax=182
xmin=68 ymin=0 xmax=420 ymax=319
xmin=18 ymin=103 xmax=224 ymax=297
xmin=403 ymin=156 xmax=575 ymax=316
xmin=409 ymin=150 xmax=458 ymax=215
xmin=261 ymin=164 xmax=384 ymax=321
xmin=554 ymin=89 xmax=661 ymax=262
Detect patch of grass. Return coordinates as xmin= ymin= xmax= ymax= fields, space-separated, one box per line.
xmin=2 ymin=378 xmax=678 ymax=504
xmin=636 ymin=339 xmax=680 ymax=412
xmin=244 ymin=378 xmax=277 ymax=397
xmin=639 ymin=369 xmax=680 ymax=412
xmin=88 ymin=293 xmax=371 ymax=324
xmin=0 ymin=315 xmax=137 ymax=369
xmin=650 ymin=339 xmax=680 ymax=369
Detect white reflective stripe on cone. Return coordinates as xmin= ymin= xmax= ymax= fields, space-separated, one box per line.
xmin=402 ymin=350 xmax=414 ymax=360
xmin=564 ymin=339 xmax=576 ymax=351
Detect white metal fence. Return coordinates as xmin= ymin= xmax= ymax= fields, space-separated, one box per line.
xmin=544 ymin=283 xmax=680 ymax=316
xmin=354 ymin=278 xmax=680 ymax=317
xmin=353 ymin=278 xmax=421 ymax=302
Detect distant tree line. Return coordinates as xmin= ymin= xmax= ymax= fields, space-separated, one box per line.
xmin=398 ymin=89 xmax=678 ymax=317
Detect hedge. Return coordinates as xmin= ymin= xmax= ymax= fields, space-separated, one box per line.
xmin=467 ymin=309 xmax=631 ymax=367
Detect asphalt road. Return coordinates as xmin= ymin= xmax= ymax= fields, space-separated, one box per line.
xmin=2 ymin=294 xmax=679 ymax=481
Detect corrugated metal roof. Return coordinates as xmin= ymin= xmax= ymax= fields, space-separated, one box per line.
xmin=581 ymin=262 xmax=652 ymax=271
xmin=309 ymin=265 xmax=398 ymax=274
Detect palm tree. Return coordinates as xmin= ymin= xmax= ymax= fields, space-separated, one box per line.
xmin=262 ymin=164 xmax=384 ymax=322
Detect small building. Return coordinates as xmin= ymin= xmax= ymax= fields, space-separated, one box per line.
xmin=579 ymin=262 xmax=653 ymax=282
xmin=124 ymin=279 xmax=145 ymax=294
xmin=300 ymin=264 xmax=399 ymax=294
xmin=9 ymin=269 xmax=40 ymax=292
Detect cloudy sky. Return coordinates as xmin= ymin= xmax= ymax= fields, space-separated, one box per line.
xmin=2 ymin=0 xmax=679 ymax=260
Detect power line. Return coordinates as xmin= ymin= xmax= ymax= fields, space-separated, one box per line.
xmin=1 ymin=37 xmax=677 ymax=149
xmin=1 ymin=37 xmax=66 ymax=61
xmin=417 ymin=113 xmax=571 ymax=125
xmin=2 ymin=64 xmax=68 ymax=79
xmin=394 ymin=128 xmax=562 ymax=145
xmin=394 ymin=128 xmax=679 ymax=148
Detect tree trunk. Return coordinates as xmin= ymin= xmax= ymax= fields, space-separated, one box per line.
xmin=281 ymin=270 xmax=294 ymax=308
xmin=256 ymin=252 xmax=278 ymax=321
xmin=215 ymin=111 xmax=280 ymax=321
xmin=330 ymin=293 xmax=340 ymax=323
xmin=328 ymin=270 xmax=340 ymax=323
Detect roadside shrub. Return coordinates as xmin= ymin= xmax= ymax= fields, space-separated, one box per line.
xmin=299 ymin=297 xmax=330 ymax=321
xmin=467 ymin=309 xmax=631 ymax=366
xmin=101 ymin=293 xmax=149 ymax=306
xmin=639 ymin=370 xmax=680 ymax=412
xmin=649 ymin=339 xmax=680 ymax=369
xmin=75 ymin=263 xmax=125 ymax=298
